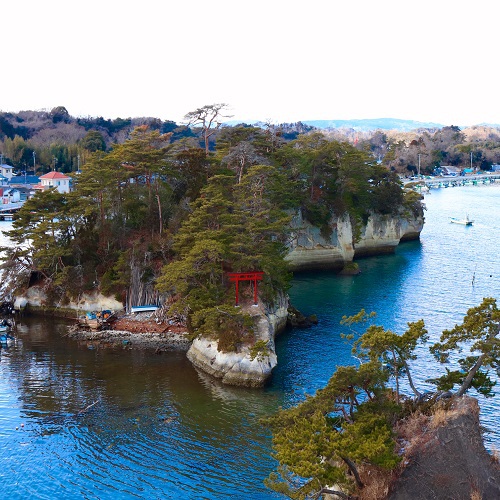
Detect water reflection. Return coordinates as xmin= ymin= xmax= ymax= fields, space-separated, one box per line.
xmin=1 ymin=315 xmax=282 ymax=499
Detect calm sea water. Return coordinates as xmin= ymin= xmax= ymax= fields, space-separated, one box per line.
xmin=1 ymin=183 xmax=499 ymax=499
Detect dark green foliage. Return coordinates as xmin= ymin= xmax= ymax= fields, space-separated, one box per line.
xmin=265 ymin=299 xmax=500 ymax=498
xmin=191 ymin=305 xmax=255 ymax=352
xmin=1 ymin=127 xmax=181 ymax=302
xmin=403 ymin=189 xmax=425 ymax=219
xmin=0 ymin=114 xmax=30 ymax=140
xmin=275 ymin=133 xmax=406 ymax=230
xmin=170 ymin=146 xmax=211 ymax=200
xmin=50 ymin=106 xmax=70 ymax=123
xmin=77 ymin=116 xmax=132 ymax=134
xmin=156 ymin=166 xmax=292 ymax=349
xmin=429 ymin=297 xmax=500 ymax=397
xmin=264 ymin=357 xmax=401 ymax=498
xmin=81 ymin=131 xmax=106 ymax=152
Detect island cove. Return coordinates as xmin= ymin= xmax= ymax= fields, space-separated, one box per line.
xmin=10 ymin=209 xmax=423 ymax=388
xmin=0 ymin=120 xmax=425 ymax=390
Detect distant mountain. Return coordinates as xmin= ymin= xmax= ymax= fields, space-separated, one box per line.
xmin=301 ymin=118 xmax=444 ymax=131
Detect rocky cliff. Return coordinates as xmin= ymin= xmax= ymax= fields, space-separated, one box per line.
xmin=286 ymin=210 xmax=423 ymax=271
xmin=388 ymin=396 xmax=500 ymax=500
xmin=186 ymin=294 xmax=289 ymax=388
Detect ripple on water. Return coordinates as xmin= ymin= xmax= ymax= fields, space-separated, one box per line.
xmin=1 ymin=186 xmax=499 ymax=498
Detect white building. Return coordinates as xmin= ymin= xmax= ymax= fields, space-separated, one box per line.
xmin=0 ymin=188 xmax=21 ymax=204
xmin=35 ymin=171 xmax=71 ymax=194
xmin=0 ymin=164 xmax=14 ymax=181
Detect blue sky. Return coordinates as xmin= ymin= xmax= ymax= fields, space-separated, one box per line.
xmin=2 ymin=0 xmax=498 ymax=126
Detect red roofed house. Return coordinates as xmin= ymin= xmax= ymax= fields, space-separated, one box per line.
xmin=34 ymin=171 xmax=71 ymax=194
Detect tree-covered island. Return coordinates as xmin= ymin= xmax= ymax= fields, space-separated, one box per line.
xmin=0 ymin=104 xmax=424 ymax=387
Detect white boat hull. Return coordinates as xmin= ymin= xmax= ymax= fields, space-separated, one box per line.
xmin=131 ymin=305 xmax=159 ymax=314
xmin=450 ymin=217 xmax=473 ymax=226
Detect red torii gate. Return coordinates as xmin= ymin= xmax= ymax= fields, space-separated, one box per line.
xmin=228 ymin=272 xmax=264 ymax=306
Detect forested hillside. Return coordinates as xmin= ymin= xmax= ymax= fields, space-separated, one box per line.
xmin=2 ymin=106 xmax=500 ymax=176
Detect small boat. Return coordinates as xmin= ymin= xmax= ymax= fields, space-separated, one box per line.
xmin=450 ymin=215 xmax=473 ymax=226
xmin=0 ymin=333 xmax=15 ymax=346
xmin=80 ymin=310 xmax=115 ymax=330
xmin=131 ymin=305 xmax=159 ymax=314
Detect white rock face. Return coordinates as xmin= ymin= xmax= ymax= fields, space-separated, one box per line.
xmin=187 ymin=295 xmax=289 ymax=388
xmin=16 ymin=287 xmax=123 ymax=312
xmin=286 ymin=210 xmax=423 ymax=271
xmin=187 ymin=337 xmax=278 ymax=387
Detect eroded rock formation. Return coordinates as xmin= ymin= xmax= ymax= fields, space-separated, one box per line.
xmin=286 ymin=210 xmax=423 ymax=271
xmin=187 ymin=294 xmax=288 ymax=388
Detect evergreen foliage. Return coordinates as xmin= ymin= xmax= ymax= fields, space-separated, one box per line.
xmin=429 ymin=297 xmax=500 ymax=397
xmin=156 ymin=167 xmax=292 ymax=349
xmin=0 ymin=110 xmax=419 ymax=355
xmin=275 ymin=134 xmax=408 ymax=235
xmin=264 ymin=299 xmax=500 ymax=499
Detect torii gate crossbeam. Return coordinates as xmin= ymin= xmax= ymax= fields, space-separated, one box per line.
xmin=227 ymin=272 xmax=264 ymax=306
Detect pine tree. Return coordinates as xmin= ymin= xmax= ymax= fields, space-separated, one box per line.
xmin=429 ymin=297 xmax=500 ymax=397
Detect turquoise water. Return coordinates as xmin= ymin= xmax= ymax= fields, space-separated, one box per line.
xmin=275 ymin=183 xmax=500 ymax=443
xmin=1 ymin=184 xmax=499 ymax=499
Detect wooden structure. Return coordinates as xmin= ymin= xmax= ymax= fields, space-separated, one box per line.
xmin=227 ymin=272 xmax=264 ymax=306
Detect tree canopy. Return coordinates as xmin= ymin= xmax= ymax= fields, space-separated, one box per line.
xmin=265 ymin=298 xmax=500 ymax=499
xmin=429 ymin=297 xmax=500 ymax=397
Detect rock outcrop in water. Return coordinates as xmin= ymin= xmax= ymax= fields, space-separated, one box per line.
xmin=186 ymin=294 xmax=289 ymax=388
xmin=286 ymin=210 xmax=423 ymax=271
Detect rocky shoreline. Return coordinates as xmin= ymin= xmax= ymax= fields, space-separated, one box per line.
xmin=65 ymin=310 xmax=192 ymax=351
xmin=66 ymin=327 xmax=192 ymax=351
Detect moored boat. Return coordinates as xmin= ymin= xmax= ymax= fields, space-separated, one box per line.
xmin=130 ymin=305 xmax=159 ymax=314
xmin=450 ymin=215 xmax=474 ymax=226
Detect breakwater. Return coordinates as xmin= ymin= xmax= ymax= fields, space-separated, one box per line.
xmin=408 ymin=172 xmax=500 ymax=189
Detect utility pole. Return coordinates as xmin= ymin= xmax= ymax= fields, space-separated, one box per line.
xmin=33 ymin=151 xmax=36 ymax=175
xmin=418 ymin=154 xmax=421 ymax=177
